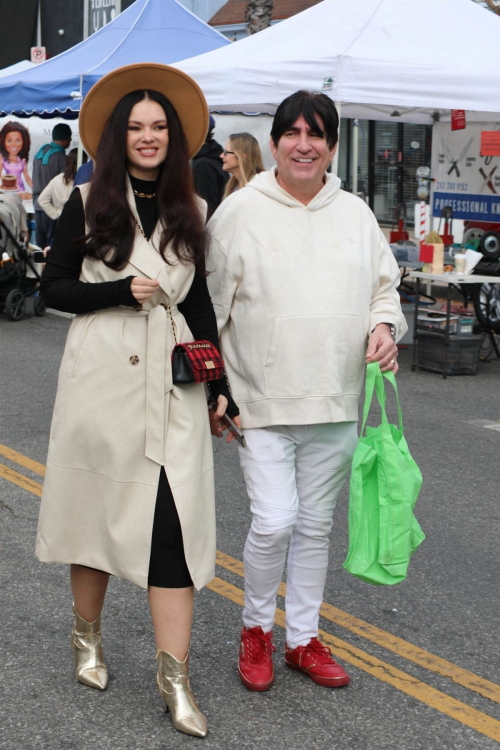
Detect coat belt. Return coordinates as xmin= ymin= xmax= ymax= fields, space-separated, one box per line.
xmin=96 ymin=304 xmax=178 ymax=466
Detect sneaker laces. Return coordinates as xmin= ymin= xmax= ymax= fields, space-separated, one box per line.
xmin=304 ymin=638 xmax=337 ymax=665
xmin=244 ymin=628 xmax=276 ymax=664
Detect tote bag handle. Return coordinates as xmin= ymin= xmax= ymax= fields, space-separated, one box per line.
xmin=360 ymin=363 xmax=403 ymax=437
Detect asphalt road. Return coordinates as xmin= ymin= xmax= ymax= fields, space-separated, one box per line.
xmin=1 ymin=309 xmax=500 ymax=750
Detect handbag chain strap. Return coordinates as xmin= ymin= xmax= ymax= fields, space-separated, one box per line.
xmin=133 ymin=217 xmax=178 ymax=346
xmin=166 ymin=303 xmax=178 ymax=346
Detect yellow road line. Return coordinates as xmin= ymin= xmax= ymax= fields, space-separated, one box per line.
xmin=3 ymin=446 xmax=500 ymax=732
xmin=0 ymin=444 xmax=45 ymax=477
xmin=216 ymin=550 xmax=500 ymax=706
xmin=0 ymin=463 xmax=43 ymax=497
xmin=207 ymin=576 xmax=500 ymax=744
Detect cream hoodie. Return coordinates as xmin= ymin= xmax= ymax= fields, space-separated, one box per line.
xmin=207 ymin=167 xmax=407 ymax=429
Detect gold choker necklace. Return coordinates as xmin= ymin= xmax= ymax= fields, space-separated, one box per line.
xmin=133 ymin=188 xmax=156 ymax=199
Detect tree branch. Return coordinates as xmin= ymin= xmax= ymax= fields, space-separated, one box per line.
xmin=483 ymin=0 xmax=500 ymax=15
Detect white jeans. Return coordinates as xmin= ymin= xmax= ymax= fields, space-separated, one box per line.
xmin=238 ymin=423 xmax=358 ymax=649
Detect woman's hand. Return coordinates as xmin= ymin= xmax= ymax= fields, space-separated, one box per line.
xmin=209 ymin=395 xmax=242 ymax=443
xmin=131 ymin=276 xmax=160 ymax=303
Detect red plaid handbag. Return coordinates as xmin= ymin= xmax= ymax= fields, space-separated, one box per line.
xmin=167 ymin=303 xmax=225 ymax=385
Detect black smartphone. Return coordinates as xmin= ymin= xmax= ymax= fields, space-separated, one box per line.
xmin=32 ymin=250 xmax=46 ymax=263
xmin=209 ymin=398 xmax=246 ymax=447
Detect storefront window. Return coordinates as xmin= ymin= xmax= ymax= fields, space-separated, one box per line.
xmin=337 ymin=119 xmax=431 ymax=226
xmin=402 ymin=124 xmax=432 ymax=219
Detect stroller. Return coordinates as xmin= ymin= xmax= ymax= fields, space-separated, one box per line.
xmin=0 ymin=193 xmax=45 ymax=321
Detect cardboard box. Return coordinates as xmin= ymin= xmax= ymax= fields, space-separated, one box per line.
xmin=431 ymin=243 xmax=444 ymax=275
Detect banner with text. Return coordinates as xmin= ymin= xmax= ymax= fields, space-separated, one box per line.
xmin=431 ymin=122 xmax=500 ymax=222
xmin=84 ymin=0 xmax=121 ymax=39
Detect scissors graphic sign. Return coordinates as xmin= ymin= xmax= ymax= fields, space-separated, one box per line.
xmin=441 ymin=137 xmax=473 ymax=178
xmin=478 ymin=165 xmax=497 ymax=194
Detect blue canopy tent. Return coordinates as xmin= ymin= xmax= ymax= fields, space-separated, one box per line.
xmin=0 ymin=0 xmax=229 ymax=118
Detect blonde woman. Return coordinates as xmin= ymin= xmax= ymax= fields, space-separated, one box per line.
xmin=221 ymin=132 xmax=263 ymax=199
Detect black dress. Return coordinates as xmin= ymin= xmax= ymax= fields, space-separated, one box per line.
xmin=40 ymin=174 xmax=238 ymax=588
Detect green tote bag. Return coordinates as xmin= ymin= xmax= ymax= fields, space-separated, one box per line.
xmin=343 ymin=362 xmax=425 ymax=585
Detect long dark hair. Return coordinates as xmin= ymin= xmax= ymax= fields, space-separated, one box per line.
xmin=0 ymin=121 xmax=31 ymax=161
xmin=82 ymin=89 xmax=206 ymax=271
xmin=63 ymin=148 xmax=87 ymax=185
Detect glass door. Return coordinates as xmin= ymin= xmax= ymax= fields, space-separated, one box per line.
xmin=372 ymin=122 xmax=400 ymax=224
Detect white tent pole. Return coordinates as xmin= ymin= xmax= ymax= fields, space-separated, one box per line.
xmin=352 ymin=118 xmax=359 ymax=196
xmin=332 ymin=100 xmax=341 ymax=175
xmin=77 ymin=74 xmax=84 ymax=168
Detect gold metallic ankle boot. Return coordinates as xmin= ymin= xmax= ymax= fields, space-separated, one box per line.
xmin=156 ymin=649 xmax=208 ymax=738
xmin=71 ymin=605 xmax=108 ymax=691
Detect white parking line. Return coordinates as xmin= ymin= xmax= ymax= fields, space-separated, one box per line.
xmin=465 ymin=419 xmax=500 ymax=432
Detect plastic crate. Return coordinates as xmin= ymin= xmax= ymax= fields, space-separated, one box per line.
xmin=417 ymin=309 xmax=459 ymax=334
xmin=415 ymin=331 xmax=482 ymax=375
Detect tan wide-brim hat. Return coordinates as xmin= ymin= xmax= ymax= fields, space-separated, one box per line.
xmin=79 ymin=63 xmax=209 ymax=161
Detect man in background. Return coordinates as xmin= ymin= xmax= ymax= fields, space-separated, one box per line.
xmin=192 ymin=115 xmax=228 ymax=220
xmin=32 ymin=123 xmax=72 ymax=247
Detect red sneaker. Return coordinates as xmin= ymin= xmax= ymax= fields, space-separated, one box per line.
xmin=239 ymin=626 xmax=276 ymax=692
xmin=285 ymin=638 xmax=350 ymax=687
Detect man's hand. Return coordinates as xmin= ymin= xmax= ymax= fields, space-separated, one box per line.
xmin=131 ymin=277 xmax=160 ymax=303
xmin=208 ymin=395 xmax=242 ymax=443
xmin=366 ymin=323 xmax=399 ymax=374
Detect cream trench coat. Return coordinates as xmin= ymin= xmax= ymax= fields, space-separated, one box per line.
xmin=36 ymin=182 xmax=216 ymax=590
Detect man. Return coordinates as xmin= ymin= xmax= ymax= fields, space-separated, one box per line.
xmin=207 ymin=91 xmax=406 ymax=692
xmin=191 ymin=115 xmax=228 ymax=219
xmin=32 ymin=123 xmax=72 ymax=247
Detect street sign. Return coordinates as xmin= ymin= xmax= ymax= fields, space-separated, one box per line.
xmin=30 ymin=47 xmax=46 ymax=64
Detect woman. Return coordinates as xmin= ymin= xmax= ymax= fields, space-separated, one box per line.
xmin=38 ymin=148 xmax=88 ymax=221
xmin=220 ymin=132 xmax=264 ymax=199
xmin=36 ymin=64 xmax=240 ymax=738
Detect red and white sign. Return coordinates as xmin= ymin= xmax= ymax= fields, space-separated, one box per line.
xmin=30 ymin=47 xmax=46 ymax=64
xmin=480 ymin=131 xmax=500 ymax=157
xmin=451 ymin=110 xmax=466 ymax=131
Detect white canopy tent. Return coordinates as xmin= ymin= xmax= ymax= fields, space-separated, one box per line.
xmin=175 ymin=0 xmax=500 ymax=124
xmin=0 ymin=60 xmax=35 ymax=78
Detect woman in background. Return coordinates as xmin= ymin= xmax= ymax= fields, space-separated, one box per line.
xmin=220 ymin=132 xmax=263 ymax=199
xmin=38 ymin=148 xmax=88 ymax=221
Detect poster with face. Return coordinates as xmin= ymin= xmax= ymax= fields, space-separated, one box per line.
xmin=0 ymin=117 xmax=79 ymax=213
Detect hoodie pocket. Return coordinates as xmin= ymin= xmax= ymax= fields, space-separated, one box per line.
xmin=264 ymin=314 xmax=365 ymax=398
